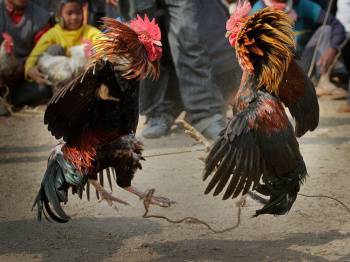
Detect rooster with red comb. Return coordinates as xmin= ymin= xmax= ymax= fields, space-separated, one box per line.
xmin=203 ymin=1 xmax=319 ymax=216
xmin=33 ymin=15 xmax=173 ymax=223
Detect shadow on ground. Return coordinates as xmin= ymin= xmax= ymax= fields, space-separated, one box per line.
xmin=149 ymin=230 xmax=350 ymax=261
xmin=0 ymin=217 xmax=160 ymax=262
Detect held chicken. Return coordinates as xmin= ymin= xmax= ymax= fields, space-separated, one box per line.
xmin=37 ymin=42 xmax=91 ymax=86
xmin=203 ymin=2 xmax=319 ymax=217
xmin=33 ymin=15 xmax=173 ymax=223
xmin=0 ymin=32 xmax=17 ymax=78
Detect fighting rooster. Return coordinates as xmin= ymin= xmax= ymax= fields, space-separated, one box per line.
xmin=203 ymin=2 xmax=319 ymax=216
xmin=33 ymin=15 xmax=172 ymax=223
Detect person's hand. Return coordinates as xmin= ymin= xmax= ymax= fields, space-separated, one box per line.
xmin=27 ymin=67 xmax=50 ymax=85
xmin=106 ymin=0 xmax=118 ymax=7
xmin=317 ymin=47 xmax=338 ymax=74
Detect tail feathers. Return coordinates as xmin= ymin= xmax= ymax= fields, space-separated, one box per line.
xmin=253 ymin=160 xmax=307 ymax=216
xmin=32 ymin=153 xmax=87 ymax=223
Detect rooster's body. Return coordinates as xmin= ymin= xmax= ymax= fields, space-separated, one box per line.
xmin=203 ymin=4 xmax=319 ymax=216
xmin=33 ymin=16 xmax=172 ymax=223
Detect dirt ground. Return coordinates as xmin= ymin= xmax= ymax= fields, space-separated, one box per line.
xmin=0 ymin=99 xmax=349 ymax=262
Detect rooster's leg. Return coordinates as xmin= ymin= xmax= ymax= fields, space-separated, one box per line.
xmin=89 ymin=179 xmax=129 ymax=207
xmin=125 ymin=186 xmax=175 ymax=208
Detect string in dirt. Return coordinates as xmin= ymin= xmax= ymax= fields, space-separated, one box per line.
xmin=141 ymin=189 xmax=245 ymax=234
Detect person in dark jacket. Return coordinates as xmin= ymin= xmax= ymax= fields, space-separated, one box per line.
xmin=0 ymin=0 xmax=51 ymax=115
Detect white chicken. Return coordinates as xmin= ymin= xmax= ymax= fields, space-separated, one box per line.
xmin=0 ymin=32 xmax=17 ymax=78
xmin=37 ymin=42 xmax=91 ymax=86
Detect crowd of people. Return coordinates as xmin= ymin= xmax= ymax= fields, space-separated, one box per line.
xmin=1 ymin=0 xmax=350 ymax=141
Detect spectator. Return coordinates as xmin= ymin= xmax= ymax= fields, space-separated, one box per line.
xmin=119 ymin=0 xmax=241 ymax=140
xmin=25 ymin=0 xmax=100 ymax=91
xmin=85 ymin=0 xmax=106 ymax=27
xmin=105 ymin=0 xmax=121 ymax=18
xmin=31 ymin=0 xmax=61 ymax=25
xmin=0 ymin=0 xmax=51 ymax=115
xmin=251 ymin=0 xmax=347 ymax=98
xmin=337 ymin=0 xmax=350 ymax=112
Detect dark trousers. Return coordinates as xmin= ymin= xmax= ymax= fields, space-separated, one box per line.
xmin=139 ymin=0 xmax=240 ymax=127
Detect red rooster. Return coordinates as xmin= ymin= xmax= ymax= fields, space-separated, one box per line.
xmin=203 ymin=2 xmax=319 ymax=216
xmin=33 ymin=15 xmax=173 ymax=223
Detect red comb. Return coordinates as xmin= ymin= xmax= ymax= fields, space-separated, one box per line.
xmin=130 ymin=14 xmax=161 ymax=41
xmin=226 ymin=0 xmax=252 ymax=31
xmin=2 ymin=32 xmax=13 ymax=42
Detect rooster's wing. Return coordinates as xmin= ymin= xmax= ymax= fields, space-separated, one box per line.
xmin=203 ymin=90 xmax=303 ymax=200
xmin=279 ymin=59 xmax=319 ymax=137
xmin=44 ymin=59 xmax=125 ymax=142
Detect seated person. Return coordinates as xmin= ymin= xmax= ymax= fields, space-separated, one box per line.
xmin=251 ymin=0 xmax=347 ymax=97
xmin=25 ymin=0 xmax=100 ymax=92
xmin=0 ymin=0 xmax=51 ymax=115
xmin=337 ymin=0 xmax=350 ymax=112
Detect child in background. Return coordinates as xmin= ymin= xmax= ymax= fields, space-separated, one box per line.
xmin=25 ymin=0 xmax=100 ymax=87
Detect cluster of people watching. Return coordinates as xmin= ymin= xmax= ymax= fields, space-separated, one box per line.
xmin=1 ymin=0 xmax=350 ymax=141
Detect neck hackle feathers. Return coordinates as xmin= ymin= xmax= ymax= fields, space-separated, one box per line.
xmin=92 ymin=15 xmax=162 ymax=80
xmin=227 ymin=6 xmax=295 ymax=95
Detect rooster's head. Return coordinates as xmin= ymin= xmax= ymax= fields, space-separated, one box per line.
xmin=2 ymin=32 xmax=14 ymax=54
xmin=226 ymin=0 xmax=252 ymax=47
xmin=130 ymin=15 xmax=162 ymax=62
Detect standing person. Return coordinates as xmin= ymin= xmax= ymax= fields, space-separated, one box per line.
xmin=25 ymin=0 xmax=100 ymax=90
xmin=119 ymin=0 xmax=241 ymax=140
xmin=0 ymin=0 xmax=51 ymax=115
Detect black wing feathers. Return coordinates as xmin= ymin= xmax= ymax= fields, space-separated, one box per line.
xmin=204 ymin=92 xmax=302 ymax=201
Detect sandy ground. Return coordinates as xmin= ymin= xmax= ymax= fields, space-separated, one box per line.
xmin=0 ymin=99 xmax=349 ymax=262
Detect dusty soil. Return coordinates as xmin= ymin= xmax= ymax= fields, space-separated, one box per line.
xmin=0 ymin=99 xmax=349 ymax=262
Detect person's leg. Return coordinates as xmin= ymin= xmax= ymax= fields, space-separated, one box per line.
xmin=140 ymin=58 xmax=181 ymax=138
xmin=163 ymin=0 xmax=226 ymax=139
xmin=11 ymin=80 xmax=52 ymax=107
xmin=135 ymin=6 xmax=181 ymax=138
xmin=302 ymin=26 xmax=348 ymax=98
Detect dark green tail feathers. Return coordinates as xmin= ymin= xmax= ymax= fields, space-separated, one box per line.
xmin=32 ymin=148 xmax=87 ymax=223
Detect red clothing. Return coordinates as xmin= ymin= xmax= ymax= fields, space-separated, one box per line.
xmin=8 ymin=9 xmax=23 ymax=24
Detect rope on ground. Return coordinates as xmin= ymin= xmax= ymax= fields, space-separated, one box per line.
xmin=142 ymin=189 xmax=245 ymax=234
xmin=143 ymin=148 xmax=206 ymax=158
xmin=298 ymin=193 xmax=350 ymax=215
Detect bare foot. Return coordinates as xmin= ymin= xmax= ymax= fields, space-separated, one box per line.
xmin=338 ymin=104 xmax=350 ymax=113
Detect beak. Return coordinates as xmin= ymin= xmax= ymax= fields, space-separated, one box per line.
xmin=225 ymin=31 xmax=231 ymax=38
xmin=153 ymin=40 xmax=162 ymax=47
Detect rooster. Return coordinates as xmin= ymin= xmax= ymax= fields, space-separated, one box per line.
xmin=203 ymin=2 xmax=319 ymax=217
xmin=33 ymin=15 xmax=172 ymax=223
xmin=0 ymin=32 xmax=17 ymax=78
xmin=37 ymin=42 xmax=92 ymax=87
